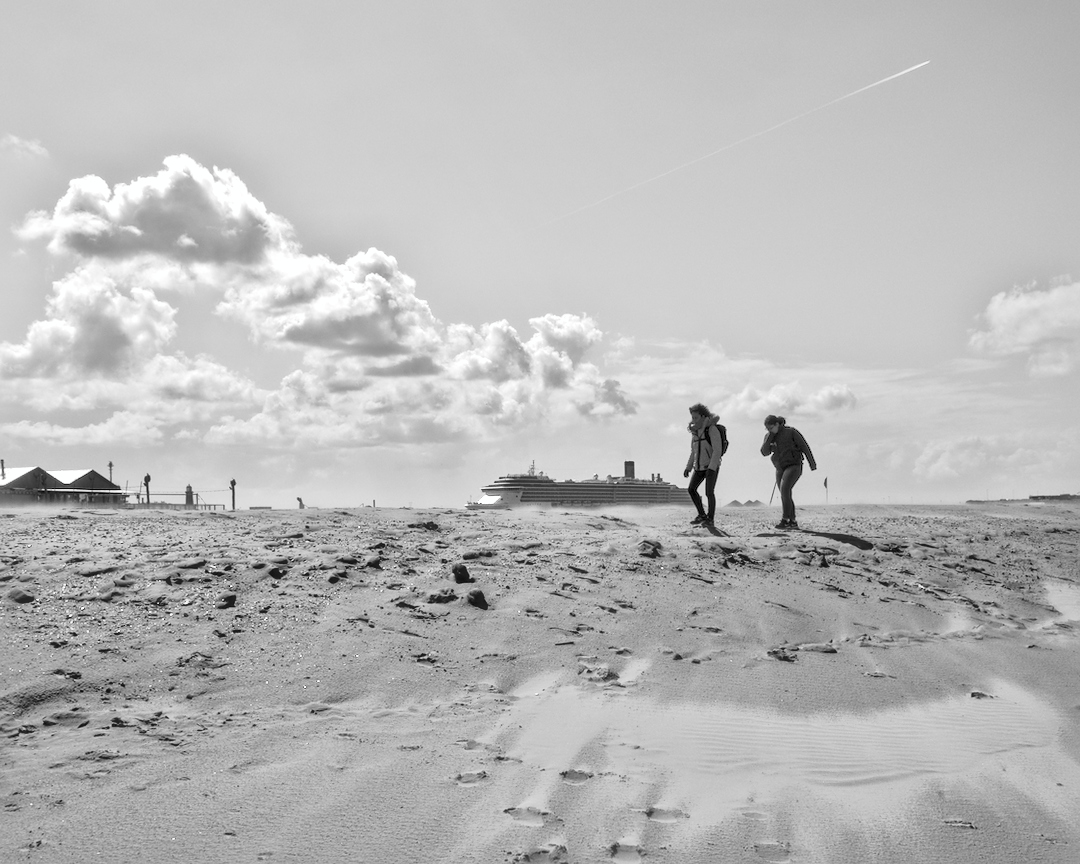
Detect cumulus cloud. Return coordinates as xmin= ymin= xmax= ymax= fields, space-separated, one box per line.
xmin=445 ymin=320 xmax=533 ymax=382
xmin=719 ymin=382 xmax=857 ymax=419
xmin=969 ymin=280 xmax=1080 ymax=376
xmin=17 ymin=155 xmax=290 ymax=263
xmin=575 ymin=378 xmax=638 ymax=418
xmin=4 ymin=155 xmax=635 ymax=451
xmin=218 ymin=248 xmax=445 ymax=360
xmin=0 ymin=412 xmax=164 ymax=447
xmin=1 ymin=133 xmax=49 ymax=160
xmin=0 ymin=265 xmax=176 ymax=378
xmin=913 ymin=435 xmax=1044 ymax=481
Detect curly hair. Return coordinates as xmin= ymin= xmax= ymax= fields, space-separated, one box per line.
xmin=689 ymin=403 xmax=710 ymax=417
xmin=764 ymin=415 xmax=787 ymax=428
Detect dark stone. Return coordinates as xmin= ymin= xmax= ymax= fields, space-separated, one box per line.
xmin=452 ymin=563 xmax=474 ymax=583
xmin=427 ymin=588 xmax=458 ymax=604
xmin=216 ymin=593 xmax=237 ymax=610
xmin=466 ymin=589 xmax=489 ymax=610
xmin=76 ymin=563 xmax=118 ymax=577
xmin=637 ymin=540 xmax=662 ymax=558
xmin=7 ymin=588 xmax=34 ymax=603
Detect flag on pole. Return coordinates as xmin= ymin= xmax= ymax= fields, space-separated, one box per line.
xmin=824 ymin=477 xmax=828 ymax=489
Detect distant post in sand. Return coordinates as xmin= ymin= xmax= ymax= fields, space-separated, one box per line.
xmin=230 ymin=479 xmax=236 ymax=511
xmin=143 ymin=473 xmax=151 ymax=507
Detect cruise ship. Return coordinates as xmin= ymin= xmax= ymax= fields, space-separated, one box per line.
xmin=467 ymin=461 xmax=691 ymax=509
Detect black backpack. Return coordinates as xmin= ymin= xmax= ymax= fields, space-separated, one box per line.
xmin=717 ymin=424 xmax=729 ymax=456
xmin=699 ymin=423 xmax=729 ymax=457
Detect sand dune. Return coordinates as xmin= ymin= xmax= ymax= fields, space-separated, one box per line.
xmin=2 ymin=502 xmax=1079 ymax=863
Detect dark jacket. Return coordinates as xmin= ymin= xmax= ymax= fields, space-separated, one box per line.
xmin=761 ymin=426 xmax=816 ymax=471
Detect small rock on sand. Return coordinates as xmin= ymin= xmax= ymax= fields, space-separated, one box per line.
xmin=638 ymin=540 xmax=662 ymax=558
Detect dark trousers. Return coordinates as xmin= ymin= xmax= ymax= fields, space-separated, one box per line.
xmin=688 ymin=468 xmax=718 ymax=520
xmin=776 ymin=463 xmax=803 ymax=522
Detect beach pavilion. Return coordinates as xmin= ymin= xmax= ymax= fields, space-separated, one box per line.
xmin=0 ymin=464 xmax=128 ymax=506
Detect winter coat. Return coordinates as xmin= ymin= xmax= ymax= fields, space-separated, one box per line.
xmin=760 ymin=425 xmax=816 ymax=471
xmin=686 ymin=414 xmax=727 ymax=473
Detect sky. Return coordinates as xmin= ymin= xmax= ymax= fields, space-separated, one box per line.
xmin=1 ymin=2 xmax=1079 ymax=509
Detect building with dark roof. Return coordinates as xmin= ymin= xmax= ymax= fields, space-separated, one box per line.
xmin=0 ymin=463 xmax=128 ymax=505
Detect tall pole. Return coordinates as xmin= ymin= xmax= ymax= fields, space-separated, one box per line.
xmin=230 ymin=479 xmax=236 ymax=511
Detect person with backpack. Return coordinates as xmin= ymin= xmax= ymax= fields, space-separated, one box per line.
xmin=683 ymin=403 xmax=728 ymax=527
xmin=760 ymin=415 xmax=816 ymax=530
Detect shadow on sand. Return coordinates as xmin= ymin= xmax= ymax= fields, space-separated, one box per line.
xmin=798 ymin=529 xmax=874 ymax=551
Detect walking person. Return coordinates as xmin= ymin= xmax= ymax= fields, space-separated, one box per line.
xmin=683 ymin=403 xmax=728 ymax=527
xmin=760 ymin=415 xmax=816 ymax=530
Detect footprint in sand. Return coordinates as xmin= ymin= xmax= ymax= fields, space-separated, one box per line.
xmin=610 ymin=842 xmax=643 ymax=862
xmin=559 ymin=768 xmax=593 ymax=785
xmin=643 ymin=806 xmax=689 ymax=823
xmin=514 ymin=845 xmax=569 ymax=863
xmin=454 ymin=770 xmax=489 ymax=786
xmin=754 ymin=841 xmax=792 ymax=863
xmin=503 ymin=806 xmax=560 ymax=827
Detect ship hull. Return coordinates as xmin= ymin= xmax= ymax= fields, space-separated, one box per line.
xmin=467 ymin=475 xmax=691 ymax=509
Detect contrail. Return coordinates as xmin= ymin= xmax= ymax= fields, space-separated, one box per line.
xmin=544 ymin=60 xmax=930 ymax=225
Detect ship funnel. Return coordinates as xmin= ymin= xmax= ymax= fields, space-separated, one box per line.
xmin=624 ymin=460 xmax=635 ymax=479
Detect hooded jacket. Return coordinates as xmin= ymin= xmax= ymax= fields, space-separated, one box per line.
xmin=686 ymin=414 xmax=727 ymax=473
xmin=760 ymin=425 xmax=816 ymax=472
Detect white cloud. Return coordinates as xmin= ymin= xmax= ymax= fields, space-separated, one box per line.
xmin=912 ymin=435 xmax=1047 ymax=482
xmin=528 ymin=313 xmax=602 ymax=365
xmin=718 ymin=382 xmax=857 ymax=420
xmin=445 ymin=320 xmax=533 ymax=382
xmin=0 ymin=412 xmax=164 ymax=447
xmin=143 ymin=354 xmax=264 ymax=412
xmin=17 ymin=154 xmax=291 ymax=262
xmin=575 ymin=378 xmax=638 ymax=418
xmin=4 ymin=155 xmax=636 ymax=452
xmin=0 ymin=265 xmax=176 ymax=378
xmin=218 ymin=247 xmax=445 ymax=360
xmin=0 ymin=134 xmax=49 ymax=160
xmin=969 ymin=280 xmax=1080 ymax=376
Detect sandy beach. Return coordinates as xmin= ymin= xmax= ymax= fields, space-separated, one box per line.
xmin=2 ymin=501 xmax=1079 ymax=863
